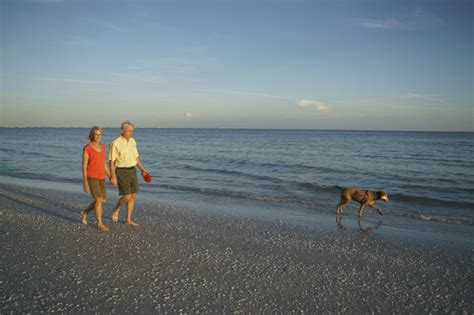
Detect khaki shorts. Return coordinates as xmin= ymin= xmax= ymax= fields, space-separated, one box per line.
xmin=87 ymin=178 xmax=106 ymax=200
xmin=116 ymin=167 xmax=139 ymax=196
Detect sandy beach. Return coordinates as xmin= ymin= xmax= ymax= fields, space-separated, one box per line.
xmin=1 ymin=183 xmax=473 ymax=313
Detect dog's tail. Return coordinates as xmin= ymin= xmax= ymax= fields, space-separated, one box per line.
xmin=335 ymin=185 xmax=345 ymax=190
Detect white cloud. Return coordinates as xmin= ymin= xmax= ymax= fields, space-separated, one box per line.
xmin=359 ymin=8 xmax=444 ymax=31
xmin=34 ymin=76 xmax=111 ymax=85
xmin=195 ymin=88 xmax=289 ymax=100
xmin=360 ymin=18 xmax=401 ymax=30
xmin=110 ymin=73 xmax=163 ymax=84
xmin=58 ymin=35 xmax=92 ymax=47
xmin=403 ymin=93 xmax=449 ymax=105
xmin=185 ymin=112 xmax=193 ymax=119
xmin=101 ymin=23 xmax=129 ymax=33
xmin=27 ymin=0 xmax=64 ymax=3
xmin=296 ymin=99 xmax=329 ymax=112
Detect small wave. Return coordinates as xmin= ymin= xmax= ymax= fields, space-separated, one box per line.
xmin=459 ymin=187 xmax=474 ymax=194
xmin=392 ymin=193 xmax=474 ymax=209
xmin=420 ymin=214 xmax=474 ymax=225
xmin=177 ymin=164 xmax=284 ymax=183
xmin=259 ymin=162 xmax=340 ymax=174
xmin=301 ymin=182 xmax=338 ymax=192
xmin=0 ymin=147 xmax=55 ymax=159
xmin=150 ymin=183 xmax=320 ymax=206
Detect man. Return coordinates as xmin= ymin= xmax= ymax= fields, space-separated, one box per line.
xmin=109 ymin=121 xmax=149 ymax=227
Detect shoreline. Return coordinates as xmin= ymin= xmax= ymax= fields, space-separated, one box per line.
xmin=1 ymin=182 xmax=473 ymax=313
xmin=1 ymin=175 xmax=473 ymax=246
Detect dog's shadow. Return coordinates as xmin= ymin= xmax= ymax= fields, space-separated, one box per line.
xmin=336 ymin=214 xmax=383 ymax=235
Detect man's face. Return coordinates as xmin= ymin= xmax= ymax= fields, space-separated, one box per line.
xmin=122 ymin=126 xmax=134 ymax=139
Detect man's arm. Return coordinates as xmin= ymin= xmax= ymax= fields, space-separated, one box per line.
xmin=109 ymin=143 xmax=117 ymax=186
xmin=136 ymin=156 xmax=149 ymax=175
xmin=109 ymin=159 xmax=117 ymax=186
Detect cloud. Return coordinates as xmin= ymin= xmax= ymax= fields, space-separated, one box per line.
xmin=101 ymin=23 xmax=129 ymax=33
xmin=359 ymin=8 xmax=444 ymax=30
xmin=58 ymin=35 xmax=92 ymax=47
xmin=195 ymin=88 xmax=289 ymax=100
xmin=27 ymin=0 xmax=64 ymax=3
xmin=296 ymin=99 xmax=329 ymax=112
xmin=184 ymin=112 xmax=192 ymax=119
xmin=110 ymin=73 xmax=163 ymax=84
xmin=34 ymin=76 xmax=111 ymax=85
xmin=403 ymin=93 xmax=449 ymax=105
xmin=360 ymin=18 xmax=402 ymax=30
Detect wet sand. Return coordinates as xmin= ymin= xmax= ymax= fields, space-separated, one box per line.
xmin=1 ymin=183 xmax=473 ymax=313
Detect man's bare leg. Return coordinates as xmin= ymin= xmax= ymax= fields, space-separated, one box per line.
xmin=81 ymin=201 xmax=95 ymax=225
xmin=125 ymin=193 xmax=139 ymax=227
xmin=94 ymin=197 xmax=110 ymax=231
xmin=111 ymin=195 xmax=129 ymax=222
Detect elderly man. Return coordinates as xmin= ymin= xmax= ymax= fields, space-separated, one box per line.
xmin=109 ymin=121 xmax=149 ymax=227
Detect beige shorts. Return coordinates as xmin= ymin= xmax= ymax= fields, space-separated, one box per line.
xmin=87 ymin=178 xmax=106 ymax=200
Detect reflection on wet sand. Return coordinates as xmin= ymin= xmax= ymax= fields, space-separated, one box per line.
xmin=336 ymin=214 xmax=383 ymax=235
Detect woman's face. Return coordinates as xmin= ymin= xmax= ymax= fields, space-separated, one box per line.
xmin=92 ymin=130 xmax=102 ymax=143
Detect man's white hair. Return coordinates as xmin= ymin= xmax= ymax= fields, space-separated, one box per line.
xmin=121 ymin=121 xmax=135 ymax=130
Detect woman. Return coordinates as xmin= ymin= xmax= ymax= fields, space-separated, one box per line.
xmin=81 ymin=126 xmax=111 ymax=231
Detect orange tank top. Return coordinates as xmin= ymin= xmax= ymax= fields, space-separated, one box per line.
xmin=85 ymin=143 xmax=106 ymax=179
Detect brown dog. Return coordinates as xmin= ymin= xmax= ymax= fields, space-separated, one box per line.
xmin=336 ymin=185 xmax=389 ymax=217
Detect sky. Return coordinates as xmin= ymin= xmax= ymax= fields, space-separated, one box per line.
xmin=1 ymin=0 xmax=473 ymax=131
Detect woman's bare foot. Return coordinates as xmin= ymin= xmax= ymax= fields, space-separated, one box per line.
xmin=125 ymin=220 xmax=140 ymax=227
xmin=80 ymin=210 xmax=88 ymax=225
xmin=97 ymin=224 xmax=110 ymax=232
xmin=111 ymin=209 xmax=120 ymax=222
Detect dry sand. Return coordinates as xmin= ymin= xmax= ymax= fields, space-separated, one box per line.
xmin=1 ymin=183 xmax=473 ymax=313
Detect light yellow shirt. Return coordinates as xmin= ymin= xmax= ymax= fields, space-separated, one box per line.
xmin=109 ymin=136 xmax=139 ymax=168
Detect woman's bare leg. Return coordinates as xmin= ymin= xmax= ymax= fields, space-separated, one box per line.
xmin=94 ymin=197 xmax=109 ymax=231
xmin=80 ymin=201 xmax=95 ymax=225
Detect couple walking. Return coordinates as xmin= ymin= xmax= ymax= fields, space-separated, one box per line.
xmin=81 ymin=121 xmax=150 ymax=231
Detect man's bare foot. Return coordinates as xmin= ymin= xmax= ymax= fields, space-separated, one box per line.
xmin=111 ymin=209 xmax=120 ymax=222
xmin=125 ymin=220 xmax=140 ymax=227
xmin=80 ymin=210 xmax=88 ymax=225
xmin=97 ymin=224 xmax=110 ymax=232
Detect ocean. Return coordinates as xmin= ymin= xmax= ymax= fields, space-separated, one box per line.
xmin=1 ymin=128 xmax=473 ymax=240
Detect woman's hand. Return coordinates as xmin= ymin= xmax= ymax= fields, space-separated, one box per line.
xmin=83 ymin=182 xmax=89 ymax=193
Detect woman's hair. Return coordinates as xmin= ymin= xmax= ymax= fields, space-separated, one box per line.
xmin=88 ymin=126 xmax=102 ymax=142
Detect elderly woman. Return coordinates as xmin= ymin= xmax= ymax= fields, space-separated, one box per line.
xmin=81 ymin=126 xmax=111 ymax=231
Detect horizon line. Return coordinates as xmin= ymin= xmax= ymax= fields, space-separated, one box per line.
xmin=0 ymin=126 xmax=472 ymax=133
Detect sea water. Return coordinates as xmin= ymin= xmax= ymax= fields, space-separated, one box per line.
xmin=1 ymin=128 xmax=473 ymax=241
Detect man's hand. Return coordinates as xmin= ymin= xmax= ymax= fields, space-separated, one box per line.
xmin=110 ymin=176 xmax=117 ymax=186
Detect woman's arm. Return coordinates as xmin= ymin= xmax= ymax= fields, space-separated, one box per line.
xmin=104 ymin=162 xmax=111 ymax=179
xmin=82 ymin=148 xmax=90 ymax=192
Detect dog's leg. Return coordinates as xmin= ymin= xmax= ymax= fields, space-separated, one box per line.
xmin=336 ymin=202 xmax=343 ymax=214
xmin=369 ymin=203 xmax=383 ymax=215
xmin=336 ymin=195 xmax=350 ymax=214
xmin=357 ymin=217 xmax=368 ymax=233
xmin=336 ymin=200 xmax=348 ymax=214
xmin=358 ymin=203 xmax=367 ymax=217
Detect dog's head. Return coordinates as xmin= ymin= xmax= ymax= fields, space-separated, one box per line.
xmin=377 ymin=191 xmax=389 ymax=202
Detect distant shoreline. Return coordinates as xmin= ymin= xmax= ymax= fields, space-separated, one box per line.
xmin=1 ymin=126 xmax=472 ymax=133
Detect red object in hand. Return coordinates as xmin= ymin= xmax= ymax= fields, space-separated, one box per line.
xmin=143 ymin=173 xmax=153 ymax=183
